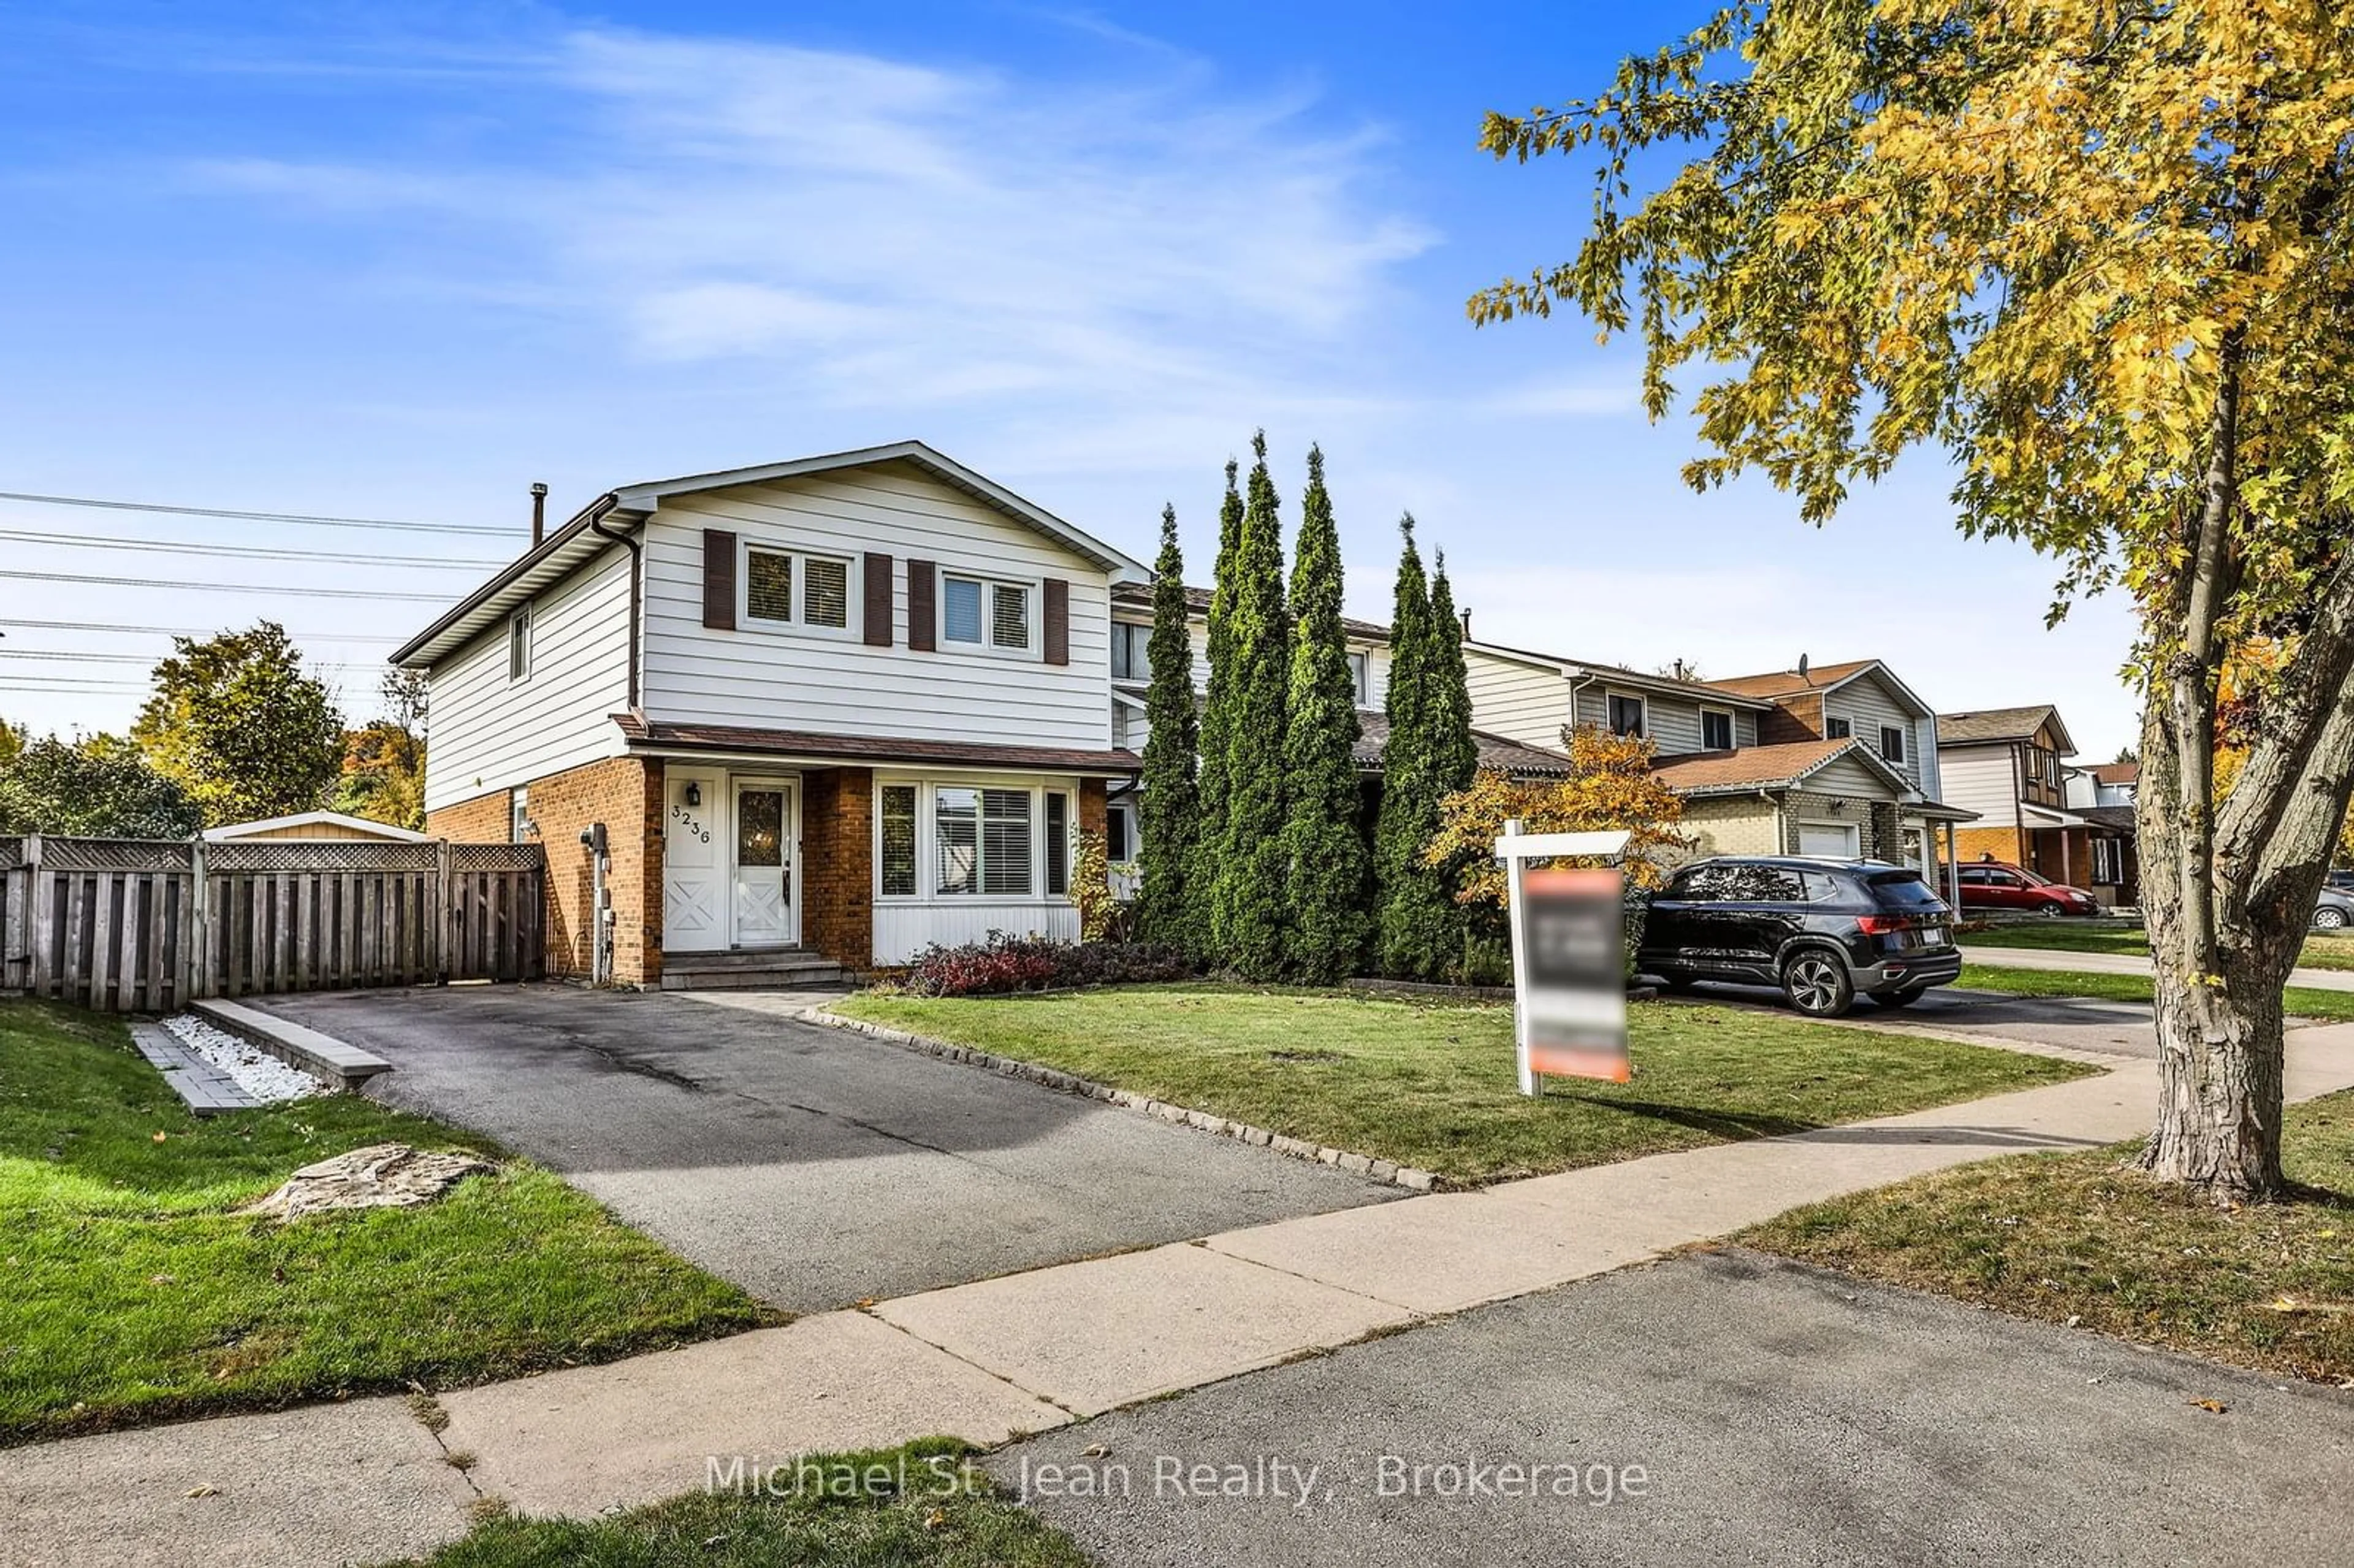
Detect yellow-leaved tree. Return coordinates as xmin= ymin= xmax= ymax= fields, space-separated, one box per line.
xmin=1474 ymin=1 xmax=2354 ymax=1200
xmin=1422 ymin=724 xmax=1693 ymax=911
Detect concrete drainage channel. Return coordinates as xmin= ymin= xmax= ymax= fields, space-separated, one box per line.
xmin=136 ymin=999 xmax=395 ymax=1116
xmin=803 ymin=1006 xmax=1440 ymax=1192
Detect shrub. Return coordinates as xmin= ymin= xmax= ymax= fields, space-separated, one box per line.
xmin=899 ymin=933 xmax=1194 ymax=998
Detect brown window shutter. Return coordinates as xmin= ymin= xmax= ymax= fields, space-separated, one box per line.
xmin=702 ymin=528 xmax=737 ymax=631
xmin=1043 ymin=577 xmax=1070 ymax=666
xmin=863 ymin=553 xmax=893 ymax=646
xmin=907 ymin=558 xmax=936 ymax=652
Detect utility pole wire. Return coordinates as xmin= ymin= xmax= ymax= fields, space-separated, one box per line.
xmin=0 ymin=489 xmax=520 ymax=536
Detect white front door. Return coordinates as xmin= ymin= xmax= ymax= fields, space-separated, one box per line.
xmin=730 ymin=782 xmax=796 ymax=947
xmin=663 ymin=769 xmax=725 ymax=953
xmin=1799 ymin=821 xmax=1860 ymax=858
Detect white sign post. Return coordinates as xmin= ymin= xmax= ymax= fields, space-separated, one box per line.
xmin=1496 ymin=820 xmax=1634 ymax=1097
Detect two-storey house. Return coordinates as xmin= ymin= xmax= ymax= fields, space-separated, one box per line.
xmin=1460 ymin=645 xmax=1975 ymax=899
xmin=395 ymin=442 xmax=1147 ymax=986
xmin=1938 ymin=704 xmax=2138 ymax=904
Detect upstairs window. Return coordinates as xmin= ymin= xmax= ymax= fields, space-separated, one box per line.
xmin=1111 ymin=621 xmax=1151 ymax=681
xmin=1349 ymin=650 xmax=1370 ymax=707
xmin=1880 ymin=725 xmax=1906 ymax=763
xmin=942 ymin=574 xmax=1034 ymax=652
xmin=508 ymin=606 xmax=533 ymax=682
xmin=1826 ymin=715 xmax=1853 ymax=739
xmin=1607 ymin=693 xmax=1647 ymax=738
xmin=744 ymin=544 xmax=852 ymax=631
xmin=1701 ymin=709 xmax=1734 ymax=751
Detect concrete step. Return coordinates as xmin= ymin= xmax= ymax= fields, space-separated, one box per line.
xmin=659 ymin=950 xmax=847 ymax=992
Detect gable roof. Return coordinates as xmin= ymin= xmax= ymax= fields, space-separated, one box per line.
xmin=1937 ymin=704 xmax=2075 ymax=752
xmin=1704 ymin=658 xmax=1936 ymax=718
xmin=1705 ymin=659 xmax=1883 ymax=700
xmin=1352 ymin=710 xmax=1574 ymax=777
xmin=394 ymin=441 xmax=1146 ymax=669
xmin=202 ymin=810 xmax=432 ymax=843
xmin=1650 ymin=737 xmax=1912 ymax=797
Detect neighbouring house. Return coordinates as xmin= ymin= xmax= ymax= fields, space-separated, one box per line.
xmin=202 ymin=810 xmax=432 ymax=843
xmin=1459 ymin=644 xmax=1976 ymax=896
xmin=394 ymin=442 xmax=1148 ymax=987
xmin=2085 ymin=759 xmax=2139 ymax=805
xmin=1103 ymin=584 xmax=1576 ymax=890
xmin=1935 ymin=704 xmax=2138 ymax=904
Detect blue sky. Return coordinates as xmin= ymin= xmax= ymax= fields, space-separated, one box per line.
xmin=0 ymin=1 xmax=2141 ymax=758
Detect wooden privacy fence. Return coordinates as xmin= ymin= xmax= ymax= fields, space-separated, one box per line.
xmin=0 ymin=835 xmax=544 ymax=1013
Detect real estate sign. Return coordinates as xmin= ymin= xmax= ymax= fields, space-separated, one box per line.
xmin=1497 ymin=823 xmax=1632 ymax=1095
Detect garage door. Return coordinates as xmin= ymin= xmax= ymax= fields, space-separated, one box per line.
xmin=1799 ymin=822 xmax=1860 ymax=858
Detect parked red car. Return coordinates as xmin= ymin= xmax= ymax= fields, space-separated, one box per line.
xmin=1954 ymin=861 xmax=2103 ymax=916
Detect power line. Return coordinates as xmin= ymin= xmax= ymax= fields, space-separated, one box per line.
xmin=0 ymin=617 xmax=402 ymax=642
xmin=0 ymin=676 xmax=150 ymax=690
xmin=0 ymin=650 xmax=381 ymax=667
xmin=0 ymin=527 xmax=501 ymax=571
xmin=0 ymin=489 xmax=521 ymax=537
xmin=0 ymin=569 xmax=449 ymax=601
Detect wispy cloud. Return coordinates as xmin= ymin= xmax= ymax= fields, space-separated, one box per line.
xmin=193 ymin=25 xmax=1433 ymax=449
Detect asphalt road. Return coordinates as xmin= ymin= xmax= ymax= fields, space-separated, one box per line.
xmin=1673 ymin=981 xmax=2174 ymax=1057
xmin=252 ymin=985 xmax=1395 ymax=1312
xmin=995 ymin=1250 xmax=2354 ymax=1567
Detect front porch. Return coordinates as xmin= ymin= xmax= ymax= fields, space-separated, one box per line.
xmin=650 ymin=754 xmax=1107 ymax=978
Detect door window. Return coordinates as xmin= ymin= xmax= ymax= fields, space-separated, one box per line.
xmin=737 ymin=791 xmax=784 ymax=869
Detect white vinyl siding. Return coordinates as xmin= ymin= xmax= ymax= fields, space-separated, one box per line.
xmin=1823 ymin=671 xmax=1925 ymax=787
xmin=1463 ymin=649 xmax=1570 ymax=750
xmin=639 ymin=462 xmax=1112 ymax=751
xmin=1938 ymin=747 xmax=2024 ymax=826
xmin=424 ymin=545 xmax=632 ymax=813
xmin=1807 ymin=752 xmax=1906 ymax=799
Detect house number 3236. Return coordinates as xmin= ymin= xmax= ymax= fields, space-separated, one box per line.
xmin=671 ymin=804 xmax=712 ymax=843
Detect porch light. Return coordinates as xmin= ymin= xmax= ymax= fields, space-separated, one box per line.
xmin=685 ymin=782 xmax=701 ymax=807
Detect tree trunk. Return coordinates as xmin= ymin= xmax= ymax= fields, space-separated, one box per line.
xmin=2133 ymin=341 xmax=2293 ymax=1203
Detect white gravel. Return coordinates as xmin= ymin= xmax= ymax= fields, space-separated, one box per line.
xmin=161 ymin=1013 xmax=326 ymax=1102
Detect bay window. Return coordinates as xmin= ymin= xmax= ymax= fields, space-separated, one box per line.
xmin=878 ymin=780 xmax=1082 ymax=900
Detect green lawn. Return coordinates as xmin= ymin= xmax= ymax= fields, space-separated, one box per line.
xmin=0 ymin=1000 xmax=772 ymax=1445
xmin=1956 ymin=963 xmax=2354 ymax=1022
xmin=1745 ymin=1090 xmax=2354 ymax=1385
xmin=832 ymin=984 xmax=2091 ymax=1186
xmin=383 ymin=1439 xmax=1087 ymax=1568
xmin=1965 ymin=923 xmax=2354 ymax=972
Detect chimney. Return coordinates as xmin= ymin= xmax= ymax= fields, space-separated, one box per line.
xmin=1459 ymin=607 xmax=1472 ymax=639
xmin=530 ymin=482 xmax=549 ymax=547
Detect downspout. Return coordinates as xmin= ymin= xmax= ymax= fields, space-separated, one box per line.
xmin=585 ymin=498 xmax=640 ymax=710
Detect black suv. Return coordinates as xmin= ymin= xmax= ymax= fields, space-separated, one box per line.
xmin=1639 ymin=856 xmax=1962 ymax=1018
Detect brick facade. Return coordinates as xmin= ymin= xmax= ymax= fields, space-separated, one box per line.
xmin=427 ymin=755 xmax=665 ymax=987
xmin=801 ymin=766 xmax=875 ymax=972
xmin=1778 ymin=790 xmax=1902 ymax=859
xmin=425 ymin=790 xmax=509 ymax=845
xmin=1952 ymin=824 xmax=2025 ymax=866
xmin=1078 ymin=777 xmax=1108 ymax=842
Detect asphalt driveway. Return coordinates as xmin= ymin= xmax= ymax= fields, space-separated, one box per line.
xmin=251 ymin=985 xmax=1395 ymax=1312
xmin=997 ymin=1249 xmax=2354 ymax=1567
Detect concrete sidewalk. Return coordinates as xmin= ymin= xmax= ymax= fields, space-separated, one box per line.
xmin=1962 ymin=941 xmax=2354 ymax=992
xmin=11 ymin=1025 xmax=2354 ymax=1567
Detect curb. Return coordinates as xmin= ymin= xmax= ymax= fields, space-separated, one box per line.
xmin=801 ymin=1006 xmax=1438 ymax=1193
